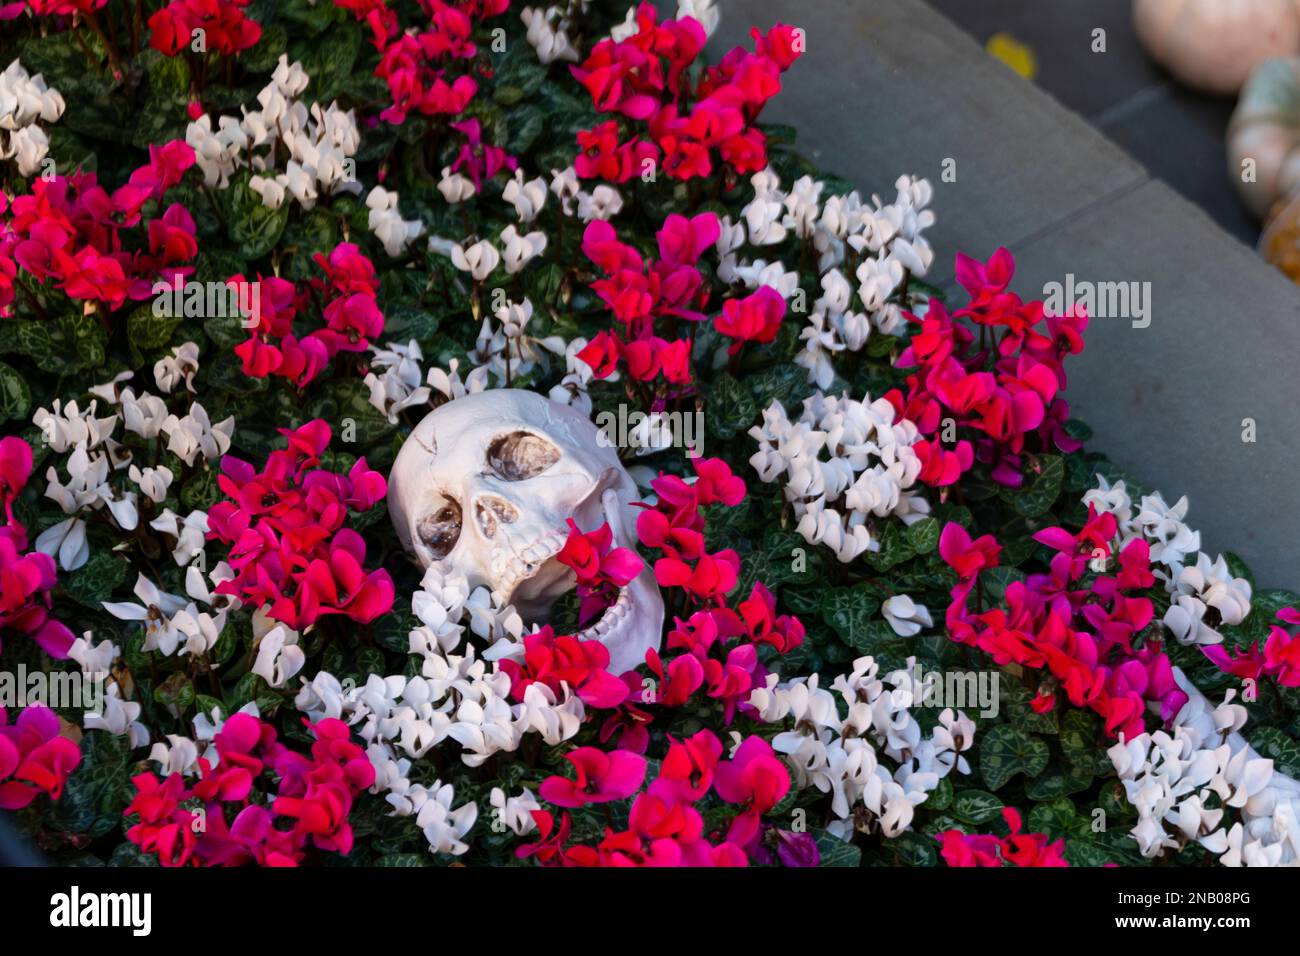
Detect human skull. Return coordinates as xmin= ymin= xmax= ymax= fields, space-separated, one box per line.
xmin=388 ymin=389 xmax=663 ymax=674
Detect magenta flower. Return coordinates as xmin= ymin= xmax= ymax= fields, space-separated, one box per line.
xmin=714 ymin=285 xmax=786 ymax=353
xmin=938 ymin=523 xmax=1002 ymax=580
xmin=0 ymin=435 xmax=32 ymax=522
xmin=449 ymin=119 xmax=518 ymax=189
xmin=149 ymin=0 xmax=262 ymax=57
xmin=712 ymin=736 xmax=789 ymax=844
xmin=209 ymin=421 xmax=393 ymax=631
xmin=539 ymin=747 xmax=647 ymax=808
xmin=657 ymin=213 xmax=721 ymax=268
xmin=0 ymin=437 xmax=73 ymax=659
xmin=0 ymin=705 xmax=82 ymax=810
xmin=653 ymin=548 xmax=740 ymax=602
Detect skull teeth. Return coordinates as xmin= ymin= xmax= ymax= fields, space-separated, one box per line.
xmin=577 ymin=583 xmax=632 ymax=641
xmin=494 ymin=530 xmax=569 ymax=603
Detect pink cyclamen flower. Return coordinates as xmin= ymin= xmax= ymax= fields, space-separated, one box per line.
xmin=0 ymin=705 xmax=82 ymax=809
xmin=539 ymin=747 xmax=647 ymax=808
xmin=938 ymin=523 xmax=1001 ymax=580
xmin=712 ymin=735 xmax=789 ymax=845
xmin=660 ymin=729 xmax=724 ymax=801
xmin=500 ymin=627 xmax=630 ymax=709
xmin=653 ymin=548 xmax=740 ymax=602
xmin=0 ymin=435 xmax=33 ymax=520
xmin=556 ymin=519 xmax=644 ymax=588
xmin=657 ymin=212 xmax=721 ymax=268
xmin=714 ymin=285 xmax=785 ymax=353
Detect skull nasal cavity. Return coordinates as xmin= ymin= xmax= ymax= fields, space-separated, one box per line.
xmin=487 ymin=431 xmax=561 ymax=481
xmin=475 ymin=496 xmax=518 ymax=538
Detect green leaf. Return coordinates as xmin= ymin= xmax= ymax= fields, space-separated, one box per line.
xmin=377 ymin=853 xmax=430 ymax=867
xmin=704 ymin=373 xmax=758 ymax=440
xmin=382 ymin=306 xmax=442 ymax=343
xmin=761 ymin=528 xmax=820 ymax=585
xmin=889 ymin=831 xmax=937 ymax=867
xmin=1251 ymin=588 xmax=1300 ymax=627
xmin=1250 ymin=726 xmax=1300 ymax=777
xmin=63 ymin=550 xmax=128 ymax=609
xmin=305 ymin=377 xmax=394 ymax=445
xmin=813 ymin=829 xmax=861 ymax=867
xmin=492 ymin=43 xmax=550 ymax=106
xmin=291 ymin=22 xmax=361 ymax=100
xmin=230 ymin=672 xmax=260 ymax=710
xmin=194 ymin=694 xmax=225 ymax=719
xmin=109 ymin=842 xmax=160 ymax=867
xmin=46 ymin=731 xmax=130 ymax=837
xmin=1001 ymin=454 xmax=1064 ymax=518
xmin=1026 ymin=797 xmax=1083 ymax=841
xmin=180 ymin=466 xmax=223 ymax=512
xmin=820 ymin=586 xmax=881 ymax=651
xmin=1064 ymin=835 xmax=1124 ymax=868
xmin=193 ymin=250 xmax=249 ymax=286
xmin=355 ymin=646 xmax=386 ymax=679
xmin=905 ymin=516 xmax=941 ymax=554
xmin=277 ymin=0 xmax=346 ymax=33
xmin=242 ymin=24 xmax=289 ymax=73
xmin=209 ymin=614 xmax=246 ymax=668
xmin=867 ymin=330 xmax=899 ymax=358
xmin=205 ymin=351 xmax=268 ymax=396
xmin=746 ymin=363 xmax=811 ymax=410
xmin=508 ymin=105 xmax=547 ymax=154
xmin=143 ymin=47 xmax=191 ymax=99
xmin=7 ymin=314 xmax=106 ymax=373
xmin=981 ymin=565 xmax=1025 ymax=603
xmin=0 ymin=360 xmax=32 ymax=422
xmin=1000 ymin=676 xmax=1059 ymax=735
xmin=864 ymin=520 xmax=916 ymax=572
xmin=1026 ymin=767 xmax=1094 ymax=800
xmin=1063 ymin=419 xmax=1093 ymax=443
xmin=1060 ymin=709 xmax=1114 ymax=775
xmin=127 ymin=303 xmax=182 ymax=362
xmin=926 ymin=775 xmax=954 ymax=812
xmin=1099 ymin=780 xmax=1135 ymax=822
xmin=979 ymin=724 xmax=1050 ymax=791
xmin=224 ymin=170 xmax=291 ymax=260
xmin=952 ymin=789 xmax=1004 ymax=825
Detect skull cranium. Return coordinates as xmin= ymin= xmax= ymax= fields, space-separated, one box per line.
xmin=388 ymin=389 xmax=664 ymax=673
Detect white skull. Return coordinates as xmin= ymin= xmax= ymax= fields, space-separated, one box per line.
xmin=388 ymin=389 xmax=663 ymax=674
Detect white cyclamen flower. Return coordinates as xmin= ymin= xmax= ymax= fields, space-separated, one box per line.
xmin=252 ymin=625 xmax=306 ymax=689
xmin=438 ymin=166 xmax=477 ymax=203
xmin=154 ymin=342 xmax=201 ymax=394
xmin=881 ymin=595 xmax=933 ymax=637
xmin=451 ymin=239 xmax=501 ymax=281
xmin=502 ymin=168 xmax=549 ymax=222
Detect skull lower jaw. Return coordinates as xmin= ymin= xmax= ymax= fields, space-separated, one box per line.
xmin=504 ymin=553 xmax=664 ymax=676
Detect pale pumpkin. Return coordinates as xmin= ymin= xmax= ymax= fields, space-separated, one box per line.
xmin=1134 ymin=0 xmax=1300 ymax=95
xmin=1228 ymin=57 xmax=1300 ymax=218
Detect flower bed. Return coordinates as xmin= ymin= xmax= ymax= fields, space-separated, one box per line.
xmin=1 ymin=0 xmax=1297 ymax=868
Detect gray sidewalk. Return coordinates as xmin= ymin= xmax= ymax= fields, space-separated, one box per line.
xmin=718 ymin=0 xmax=1300 ymax=586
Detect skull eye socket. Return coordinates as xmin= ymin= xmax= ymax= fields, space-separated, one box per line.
xmin=417 ymin=500 xmax=462 ymax=559
xmin=486 ymin=431 xmax=560 ymax=482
